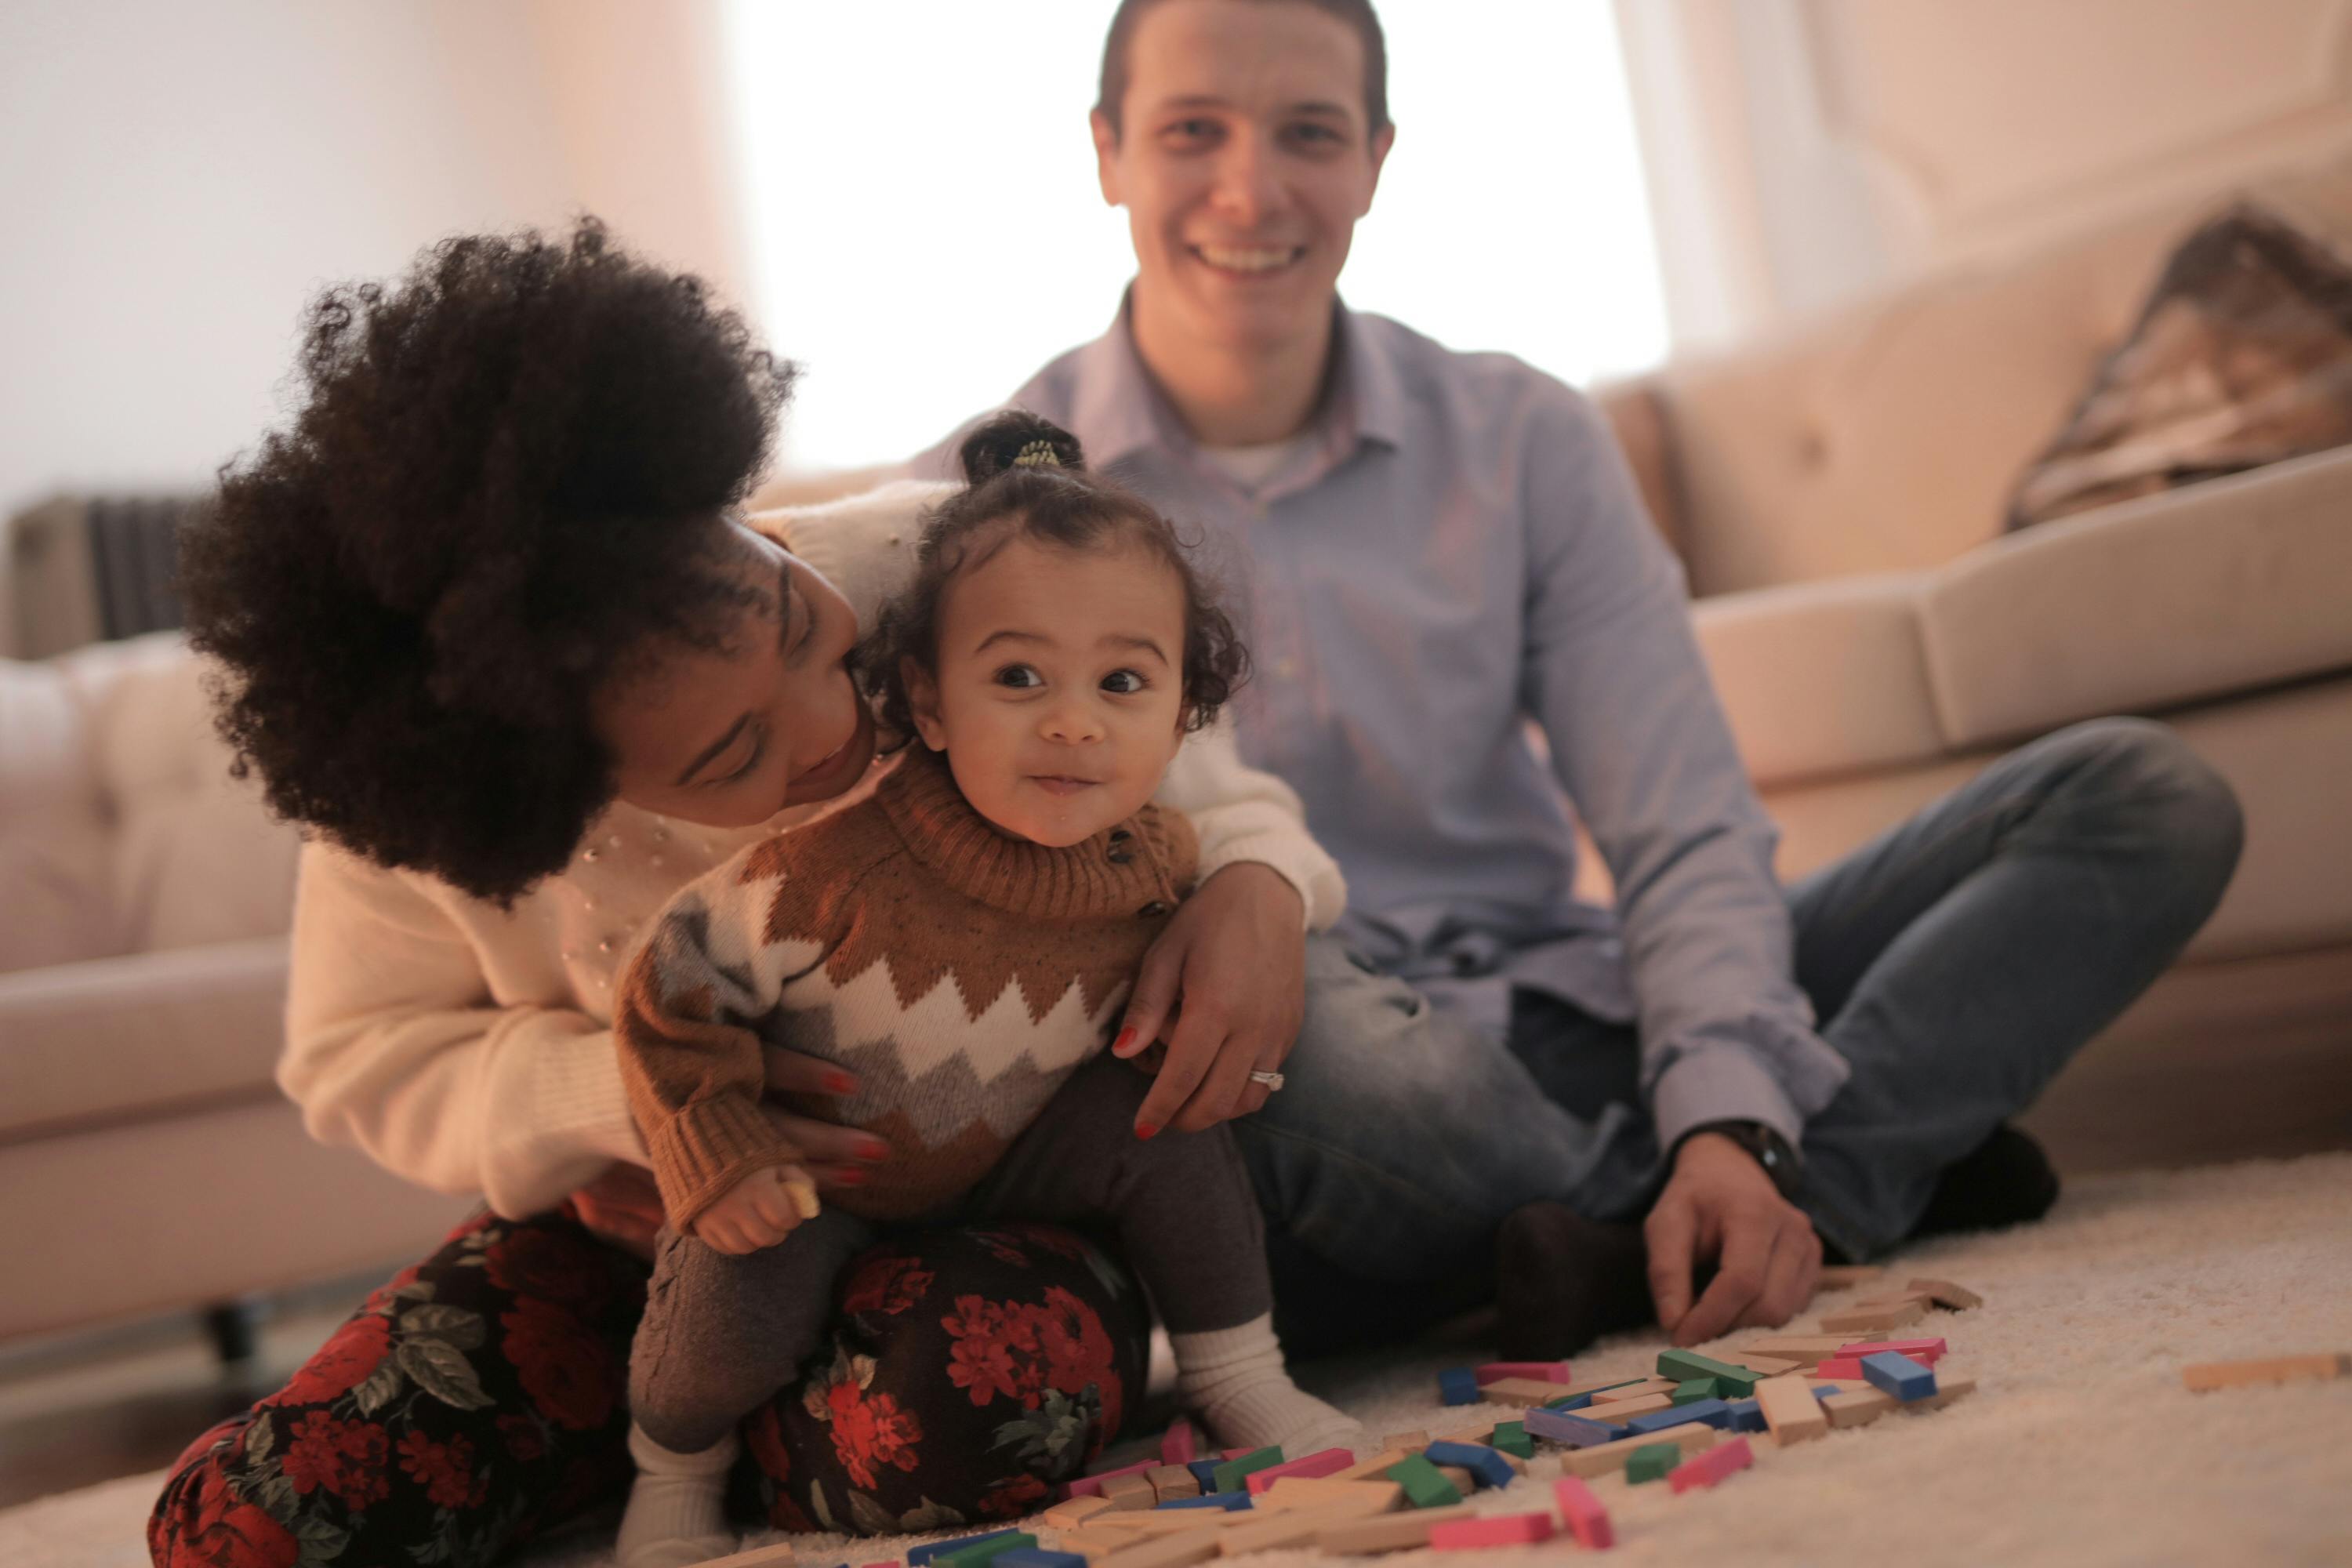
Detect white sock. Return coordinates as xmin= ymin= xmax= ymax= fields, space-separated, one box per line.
xmin=617 ymin=1423 xmax=740 ymax=1568
xmin=1172 ymin=1314 xmax=1364 ymax=1460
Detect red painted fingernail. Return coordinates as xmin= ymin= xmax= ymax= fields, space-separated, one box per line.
xmin=1134 ymin=1123 xmax=1159 ymax=1141
xmin=1112 ymin=1028 xmax=1138 ymax=1055
xmin=825 ymin=1072 xmax=856 ymax=1094
xmin=857 ymin=1140 xmax=888 ymax=1162
xmin=833 ymin=1168 xmax=868 ymax=1186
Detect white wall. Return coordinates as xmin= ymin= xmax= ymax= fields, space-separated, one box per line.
xmin=0 ymin=0 xmax=748 ymax=649
xmin=1621 ymin=0 xmax=2352 ymax=349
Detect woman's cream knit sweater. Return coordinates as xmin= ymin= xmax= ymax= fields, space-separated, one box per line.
xmin=277 ymin=481 xmax=1345 ymax=1221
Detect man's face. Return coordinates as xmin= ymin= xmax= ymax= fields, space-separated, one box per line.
xmin=1094 ymin=0 xmax=1392 ymax=354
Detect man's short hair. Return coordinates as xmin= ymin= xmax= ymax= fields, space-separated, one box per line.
xmin=1095 ymin=0 xmax=1390 ymax=136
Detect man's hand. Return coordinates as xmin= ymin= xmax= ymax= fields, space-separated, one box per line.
xmin=1645 ymin=1131 xmax=1821 ymax=1346
xmin=761 ymin=1044 xmax=891 ymax=1190
xmin=1115 ymin=863 xmax=1306 ymax=1135
xmin=691 ymin=1164 xmax=820 ymax=1255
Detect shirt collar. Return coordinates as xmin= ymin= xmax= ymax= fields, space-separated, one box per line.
xmin=1071 ymin=289 xmax=1408 ymax=469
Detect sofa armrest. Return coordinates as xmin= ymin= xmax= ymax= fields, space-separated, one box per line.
xmin=1693 ymin=572 xmax=1944 ymax=788
xmin=1922 ymin=444 xmax=2352 ymax=750
xmin=0 ymin=936 xmax=289 ymax=1142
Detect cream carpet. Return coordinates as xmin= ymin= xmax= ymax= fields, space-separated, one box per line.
xmin=14 ymin=1153 xmax=2350 ymax=1568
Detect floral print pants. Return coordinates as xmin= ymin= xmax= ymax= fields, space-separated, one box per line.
xmin=148 ymin=1204 xmax=1147 ymax=1566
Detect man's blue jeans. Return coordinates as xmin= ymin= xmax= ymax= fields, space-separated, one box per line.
xmin=1233 ymin=718 xmax=2244 ymax=1350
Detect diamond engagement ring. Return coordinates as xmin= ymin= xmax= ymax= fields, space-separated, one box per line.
xmin=1248 ymin=1070 xmax=1286 ymax=1091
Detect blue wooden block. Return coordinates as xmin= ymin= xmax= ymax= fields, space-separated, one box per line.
xmin=999 ymin=1554 xmax=1088 ymax=1568
xmin=1544 ymin=1390 xmax=1597 ymax=1411
xmin=1424 ymin=1440 xmax=1515 ymax=1490
xmin=910 ymin=1530 xmax=1020 ymax=1566
xmin=1439 ymin=1367 xmax=1482 ymax=1406
xmin=1523 ymin=1406 xmax=1628 ymax=1448
xmin=1725 ymin=1398 xmax=1767 ymax=1433
xmin=1621 ymin=1398 xmax=1732 ymax=1436
xmin=1861 ymin=1350 xmax=1938 ymax=1403
xmin=1159 ymin=1490 xmax=1251 ymax=1511
xmin=1185 ymin=1459 xmax=1224 ymax=1492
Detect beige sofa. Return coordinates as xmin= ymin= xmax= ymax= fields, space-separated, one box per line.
xmin=6 ymin=167 xmax=2349 ymax=1348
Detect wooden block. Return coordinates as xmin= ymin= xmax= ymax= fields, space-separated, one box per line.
xmin=1160 ymin=1420 xmax=1199 ymax=1466
xmin=1668 ymin=1437 xmax=1754 ymax=1494
xmin=1243 ymin=1448 xmax=1353 ymax=1495
xmin=1208 ymin=1447 xmax=1283 ymax=1495
xmin=1475 ymin=1360 xmax=1573 ymax=1385
xmin=1815 ymin=1357 xmax=1867 ymax=1381
xmin=1479 ymin=1376 xmax=1576 ymax=1405
xmin=1100 ymin=1473 xmax=1160 ymax=1511
xmin=1428 ymin=1512 xmax=1555 ymax=1549
xmin=1907 ymin=1276 xmax=1985 ymax=1310
xmin=1333 ymin=1447 xmax=1413 ymax=1484
xmin=1314 ymin=1505 xmax=1477 ymax=1555
xmin=1907 ymin=1370 xmax=1977 ymax=1412
xmin=1378 ymin=1430 xmax=1428 ymax=1451
xmin=939 ymin=1534 xmax=1039 ymax=1568
xmin=1752 ymin=1374 xmax=1828 ymax=1446
xmin=1385 ymin=1453 xmax=1464 ymax=1509
xmin=1044 ymin=1497 xmax=1117 ymax=1531
xmin=1733 ymin=1354 xmax=1804 ymax=1377
xmin=1050 ymin=1529 xmax=1129 ymax=1563
xmin=1090 ymin=1513 xmax=1230 ymax=1537
xmin=1590 ymin=1377 xmax=1677 ymax=1403
xmin=1841 ymin=1337 xmax=1947 ymax=1364
xmin=1552 ymin=1475 xmax=1614 ymax=1551
xmin=1815 ymin=1263 xmax=1884 ymax=1290
xmin=1738 ymin=1336 xmax=1862 ymax=1367
xmin=1592 ymin=1392 xmax=1675 ymax=1418
xmin=1860 ymin=1352 xmax=1937 ymax=1402
xmin=1820 ymin=1386 xmax=1899 ymax=1428
xmin=1217 ymin=1501 xmax=1379 ymax=1557
xmin=1254 ymin=1478 xmax=1402 ymax=1515
xmin=694 ymin=1544 xmax=798 ymax=1568
xmin=1559 ymin=1422 xmax=1718 ymax=1479
xmin=1820 ymin=1301 xmax=1927 ymax=1334
xmin=1092 ymin=1528 xmax=1225 ymax=1568
xmin=1432 ymin=1465 xmax=1477 ymax=1496
xmin=2183 ymin=1353 xmax=2350 ymax=1392
xmin=1851 ymin=1290 xmax=1937 ymax=1309
xmin=1624 ymin=1442 xmax=1680 ymax=1485
xmin=1146 ymin=1466 xmax=1200 ymax=1503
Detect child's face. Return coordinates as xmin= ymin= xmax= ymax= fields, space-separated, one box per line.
xmin=907 ymin=531 xmax=1190 ymax=848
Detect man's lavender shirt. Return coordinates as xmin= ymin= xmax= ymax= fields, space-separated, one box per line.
xmin=916 ymin=299 xmax=1849 ymax=1150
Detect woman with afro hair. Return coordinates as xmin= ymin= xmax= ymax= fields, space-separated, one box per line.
xmin=150 ymin=219 xmax=1342 ymax=1566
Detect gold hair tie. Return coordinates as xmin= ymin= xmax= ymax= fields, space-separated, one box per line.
xmin=1011 ymin=440 xmax=1063 ymax=469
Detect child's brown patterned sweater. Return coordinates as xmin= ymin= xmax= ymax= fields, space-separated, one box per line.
xmin=616 ymin=745 xmax=1198 ymax=1231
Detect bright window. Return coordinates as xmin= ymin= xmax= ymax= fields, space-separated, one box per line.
xmin=720 ymin=1 xmax=1669 ymax=470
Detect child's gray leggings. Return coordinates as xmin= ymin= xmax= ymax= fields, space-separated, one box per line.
xmin=630 ymin=1051 xmax=1274 ymax=1454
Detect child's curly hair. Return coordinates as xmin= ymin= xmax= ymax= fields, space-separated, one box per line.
xmin=180 ymin=218 xmax=795 ymax=905
xmin=858 ymin=410 xmax=1249 ymax=744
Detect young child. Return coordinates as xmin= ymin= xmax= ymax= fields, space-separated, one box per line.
xmin=612 ymin=412 xmax=1361 ymax=1567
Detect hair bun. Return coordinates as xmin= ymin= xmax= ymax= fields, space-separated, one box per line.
xmin=958 ymin=409 xmax=1087 ymax=485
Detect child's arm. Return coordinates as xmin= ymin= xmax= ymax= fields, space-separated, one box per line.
xmin=614 ymin=882 xmax=824 ymax=1245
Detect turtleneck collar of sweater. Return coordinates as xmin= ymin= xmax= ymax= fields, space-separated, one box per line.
xmin=873 ymin=744 xmax=1181 ymax=923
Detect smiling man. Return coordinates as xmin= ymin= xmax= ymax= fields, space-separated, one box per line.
xmin=923 ymin=0 xmax=2244 ymax=1356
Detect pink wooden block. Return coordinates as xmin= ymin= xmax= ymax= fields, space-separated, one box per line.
xmin=1552 ymin=1475 xmax=1614 ymax=1551
xmin=1816 ymin=1357 xmax=1867 ymax=1380
xmin=1243 ymin=1447 xmax=1355 ymax=1494
xmin=1840 ymin=1338 xmax=1945 ymax=1364
xmin=1429 ymin=1513 xmax=1557 ymax=1550
xmin=1071 ymin=1457 xmax=1159 ymax=1495
xmin=1222 ymin=1447 xmax=1255 ymax=1461
xmin=1668 ymin=1437 xmax=1755 ymax=1494
xmin=1160 ymin=1419 xmax=1198 ymax=1466
xmin=1474 ymin=1360 xmax=1573 ymax=1385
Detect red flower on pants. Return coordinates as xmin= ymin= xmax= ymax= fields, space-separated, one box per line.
xmin=741 ymin=1404 xmax=816 ymax=1534
xmin=941 ymin=1288 xmax=1122 ymax=1429
xmin=942 ymin=1297 xmax=1027 ymax=1406
xmin=485 ymin=1225 xmax=610 ymax=1315
xmin=824 ymin=1377 xmax=923 ymax=1490
xmin=152 ymin=1460 xmax=297 ymax=1568
xmin=495 ymin=1413 xmax=548 ymax=1464
xmin=281 ymin=1412 xmax=390 ymax=1511
xmin=842 ymin=1254 xmax=934 ymax=1316
xmin=499 ymin=1295 xmax=617 ymax=1432
xmin=264 ymin=1313 xmax=390 ymax=1409
xmin=1034 ymin=1286 xmax=1120 ymax=1424
xmin=975 ymin=1473 xmax=1049 ymax=1521
xmin=397 ymin=1429 xmax=485 ymax=1509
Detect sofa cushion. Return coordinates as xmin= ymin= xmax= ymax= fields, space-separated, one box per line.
xmin=1693 ymin=574 xmax=1942 ymax=787
xmin=1923 ymin=444 xmax=2352 ymax=751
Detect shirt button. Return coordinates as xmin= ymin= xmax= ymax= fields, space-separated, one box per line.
xmin=1139 ymin=901 xmax=1171 ymax=918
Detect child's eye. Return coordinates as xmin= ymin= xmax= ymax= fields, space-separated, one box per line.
xmin=1101 ymin=670 xmax=1148 ymax=695
xmin=993 ymin=664 xmax=1044 ymax=689
xmin=712 ymin=731 xmax=765 ymax=786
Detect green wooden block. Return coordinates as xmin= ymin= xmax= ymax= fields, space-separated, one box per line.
xmin=1541 ymin=1377 xmax=1646 ymax=1410
xmin=1489 ymin=1421 xmax=1535 ymax=1459
xmin=1671 ymin=1377 xmax=1723 ymax=1404
xmin=1625 ymin=1443 xmax=1680 ymax=1486
xmin=1210 ymin=1446 xmax=1283 ymax=1494
xmin=1384 ymin=1453 xmax=1466 ymax=1509
xmin=939 ymin=1532 xmax=1037 ymax=1568
xmin=1658 ymin=1349 xmax=1759 ymax=1397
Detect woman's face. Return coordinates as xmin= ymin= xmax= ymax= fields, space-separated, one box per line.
xmin=596 ymin=520 xmax=876 ymax=828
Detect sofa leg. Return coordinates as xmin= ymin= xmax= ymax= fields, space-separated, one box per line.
xmin=201 ymin=1297 xmax=266 ymax=1367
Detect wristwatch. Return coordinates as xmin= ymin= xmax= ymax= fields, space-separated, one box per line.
xmin=1679 ymin=1119 xmax=1806 ymax=1202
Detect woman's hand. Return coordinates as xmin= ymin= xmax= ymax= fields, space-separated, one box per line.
xmin=691 ymin=1164 xmax=820 ymax=1255
xmin=1114 ymin=863 xmax=1307 ymax=1136
xmin=569 ymin=1163 xmax=667 ymax=1260
xmin=761 ymin=1044 xmax=890 ymax=1189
